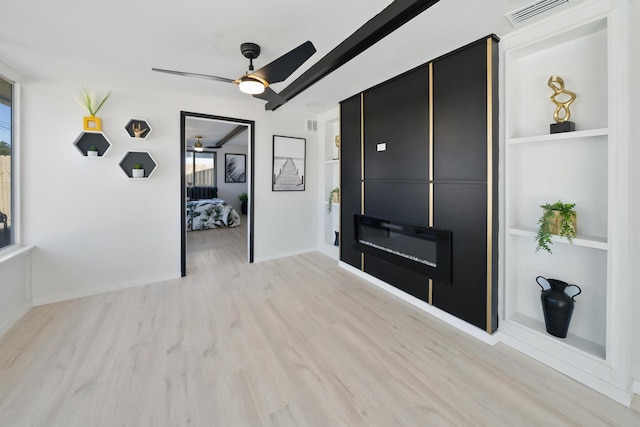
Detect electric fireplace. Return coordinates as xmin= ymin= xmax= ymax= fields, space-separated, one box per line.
xmin=354 ymin=214 xmax=452 ymax=284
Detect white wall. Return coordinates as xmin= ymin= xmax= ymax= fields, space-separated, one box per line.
xmin=0 ymin=249 xmax=32 ymax=336
xmin=630 ymin=0 xmax=640 ymax=389
xmin=21 ymin=80 xmax=318 ymax=304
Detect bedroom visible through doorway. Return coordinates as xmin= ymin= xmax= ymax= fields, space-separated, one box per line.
xmin=180 ymin=111 xmax=255 ymax=276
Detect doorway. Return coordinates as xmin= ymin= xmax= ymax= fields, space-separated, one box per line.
xmin=180 ymin=111 xmax=255 ymax=276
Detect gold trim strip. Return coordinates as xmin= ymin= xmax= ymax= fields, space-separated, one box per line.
xmin=486 ymin=38 xmax=493 ymax=333
xmin=361 ymin=93 xmax=365 ymax=271
xmin=429 ymin=63 xmax=434 ymax=305
xmin=429 ymin=62 xmax=434 ymax=186
xmin=429 ymin=62 xmax=434 ymax=229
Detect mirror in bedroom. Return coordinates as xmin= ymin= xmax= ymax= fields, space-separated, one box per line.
xmin=180 ymin=111 xmax=255 ymax=276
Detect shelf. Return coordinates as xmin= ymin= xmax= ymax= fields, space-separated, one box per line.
xmin=119 ymin=151 xmax=158 ymax=179
xmin=509 ymin=313 xmax=606 ymax=360
xmin=508 ymin=226 xmax=608 ymax=250
xmin=324 ymin=159 xmax=339 ymax=164
xmin=73 ymin=131 xmax=112 ymax=157
xmin=124 ymin=118 xmax=152 ymax=140
xmin=508 ymin=128 xmax=608 ymax=145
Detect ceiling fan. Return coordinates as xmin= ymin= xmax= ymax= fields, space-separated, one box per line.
xmin=152 ymin=41 xmax=316 ymax=107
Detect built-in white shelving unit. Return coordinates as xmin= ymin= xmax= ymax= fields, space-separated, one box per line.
xmin=499 ymin=0 xmax=631 ymax=405
xmin=317 ymin=107 xmax=340 ymax=259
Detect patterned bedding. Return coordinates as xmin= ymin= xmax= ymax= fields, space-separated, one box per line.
xmin=186 ymin=198 xmax=241 ymax=231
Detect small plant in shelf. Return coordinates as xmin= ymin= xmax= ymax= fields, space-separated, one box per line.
xmin=132 ymin=163 xmax=145 ymax=178
xmin=535 ymin=200 xmax=577 ymax=253
xmin=327 ymin=187 xmax=340 ymax=213
xmin=87 ymin=146 xmax=98 ymax=157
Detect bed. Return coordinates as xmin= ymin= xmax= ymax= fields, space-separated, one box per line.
xmin=186 ymin=198 xmax=241 ymax=231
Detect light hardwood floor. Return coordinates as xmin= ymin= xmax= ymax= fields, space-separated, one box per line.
xmin=1 ymin=222 xmax=639 ymax=426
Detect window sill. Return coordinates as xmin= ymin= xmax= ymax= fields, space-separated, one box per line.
xmin=0 ymin=245 xmax=35 ymax=267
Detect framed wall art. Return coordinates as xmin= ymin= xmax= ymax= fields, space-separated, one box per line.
xmin=225 ymin=153 xmax=246 ymax=183
xmin=272 ymin=135 xmax=306 ymax=191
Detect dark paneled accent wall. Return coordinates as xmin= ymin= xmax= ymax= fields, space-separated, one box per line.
xmin=340 ymin=94 xmax=363 ymax=268
xmin=340 ymin=36 xmax=499 ymax=333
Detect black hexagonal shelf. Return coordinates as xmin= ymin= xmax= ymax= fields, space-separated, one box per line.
xmin=119 ymin=151 xmax=158 ymax=179
xmin=124 ymin=118 xmax=152 ymax=139
xmin=73 ymin=131 xmax=112 ymax=157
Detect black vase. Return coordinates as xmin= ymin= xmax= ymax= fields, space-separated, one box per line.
xmin=334 ymin=231 xmax=339 ymax=246
xmin=536 ymin=276 xmax=581 ymax=338
xmin=241 ymin=200 xmax=247 ymax=215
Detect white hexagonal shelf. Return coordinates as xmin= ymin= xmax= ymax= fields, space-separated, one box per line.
xmin=119 ymin=151 xmax=158 ymax=179
xmin=73 ymin=131 xmax=112 ymax=157
xmin=124 ymin=118 xmax=152 ymax=140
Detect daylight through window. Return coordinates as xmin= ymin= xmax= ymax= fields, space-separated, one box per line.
xmin=0 ymin=77 xmax=12 ymax=250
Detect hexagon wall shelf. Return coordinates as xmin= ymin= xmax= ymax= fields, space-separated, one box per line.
xmin=119 ymin=151 xmax=158 ymax=179
xmin=124 ymin=118 xmax=152 ymax=140
xmin=73 ymin=131 xmax=112 ymax=157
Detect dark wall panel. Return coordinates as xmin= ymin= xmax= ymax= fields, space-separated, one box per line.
xmin=432 ymin=182 xmax=488 ymax=330
xmin=340 ymin=95 xmax=362 ymax=182
xmin=433 ymin=40 xmax=488 ymax=182
xmin=364 ymin=181 xmax=429 ymax=226
xmin=340 ymin=95 xmax=363 ymax=269
xmin=340 ymin=179 xmax=362 ymax=269
xmin=363 ymin=66 xmax=430 ymax=181
xmin=364 ymin=256 xmax=430 ymax=302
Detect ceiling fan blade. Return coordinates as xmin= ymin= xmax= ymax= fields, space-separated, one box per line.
xmin=252 ymin=87 xmax=286 ymax=105
xmin=252 ymin=41 xmax=316 ymax=84
xmin=151 ymin=68 xmax=235 ymax=83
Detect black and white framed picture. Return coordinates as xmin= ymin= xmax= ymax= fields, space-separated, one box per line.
xmin=225 ymin=153 xmax=246 ymax=183
xmin=272 ymin=135 xmax=305 ymax=191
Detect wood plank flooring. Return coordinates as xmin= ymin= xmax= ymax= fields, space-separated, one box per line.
xmin=1 ymin=223 xmax=639 ymax=426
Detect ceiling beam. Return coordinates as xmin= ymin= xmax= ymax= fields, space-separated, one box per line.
xmin=207 ymin=125 xmax=247 ymax=148
xmin=265 ymin=0 xmax=441 ymax=111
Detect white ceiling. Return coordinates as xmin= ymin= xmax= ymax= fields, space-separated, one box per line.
xmin=0 ymin=0 xmax=573 ymax=116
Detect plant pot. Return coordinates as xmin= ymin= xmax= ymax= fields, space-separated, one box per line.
xmin=132 ymin=169 xmax=145 ymax=178
xmin=83 ymin=115 xmax=102 ymax=131
xmin=87 ymin=150 xmax=98 ymax=157
xmin=536 ymin=276 xmax=581 ymax=338
xmin=544 ymin=209 xmax=577 ymax=235
xmin=332 ymin=192 xmax=339 ymax=203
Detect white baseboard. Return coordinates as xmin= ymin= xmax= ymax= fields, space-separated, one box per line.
xmin=32 ymin=272 xmax=181 ymax=306
xmin=338 ymin=261 xmax=499 ymax=347
xmin=253 ymin=247 xmax=316 ymax=263
xmin=499 ymin=332 xmax=633 ymax=406
xmin=632 ymin=379 xmax=640 ymax=396
xmin=0 ymin=300 xmax=33 ymax=337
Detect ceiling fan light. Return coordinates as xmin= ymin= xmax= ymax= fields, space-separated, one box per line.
xmin=194 ymin=136 xmax=204 ymax=152
xmin=239 ymin=77 xmax=265 ymax=95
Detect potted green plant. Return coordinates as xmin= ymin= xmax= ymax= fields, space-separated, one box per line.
xmin=87 ymin=146 xmax=98 ymax=157
xmin=77 ymin=88 xmax=111 ymax=131
xmin=535 ymin=200 xmax=577 ymax=253
xmin=239 ymin=192 xmax=248 ymax=215
xmin=327 ymin=187 xmax=340 ymax=213
xmin=132 ymin=163 xmax=145 ymax=178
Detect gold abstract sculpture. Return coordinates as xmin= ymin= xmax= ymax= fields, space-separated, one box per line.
xmin=132 ymin=122 xmax=148 ymax=138
xmin=548 ymin=75 xmax=576 ymax=123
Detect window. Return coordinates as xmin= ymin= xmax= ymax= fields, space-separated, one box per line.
xmin=0 ymin=77 xmax=12 ymax=250
xmin=185 ymin=151 xmax=216 ymax=188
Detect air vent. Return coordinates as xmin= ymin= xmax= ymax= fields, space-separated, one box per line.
xmin=505 ymin=0 xmax=571 ymax=26
xmin=305 ymin=118 xmax=318 ymax=133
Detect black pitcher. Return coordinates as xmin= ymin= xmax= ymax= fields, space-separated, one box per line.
xmin=536 ymin=276 xmax=582 ymax=338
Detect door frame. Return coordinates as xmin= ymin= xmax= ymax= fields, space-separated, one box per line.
xmin=180 ymin=111 xmax=255 ymax=276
